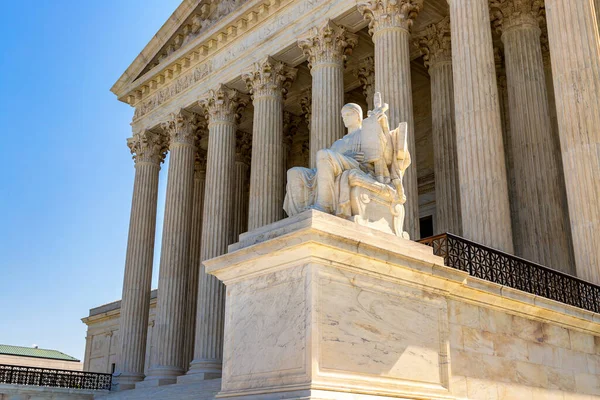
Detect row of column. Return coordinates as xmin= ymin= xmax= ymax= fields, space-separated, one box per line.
xmin=116 ymin=0 xmax=600 ymax=389
xmin=414 ymin=0 xmax=599 ymax=278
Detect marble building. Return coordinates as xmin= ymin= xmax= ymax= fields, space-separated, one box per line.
xmin=86 ymin=0 xmax=600 ymax=398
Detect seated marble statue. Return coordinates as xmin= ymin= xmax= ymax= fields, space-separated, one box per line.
xmin=284 ymin=92 xmax=412 ymax=238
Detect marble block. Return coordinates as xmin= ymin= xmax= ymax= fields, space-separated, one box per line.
xmin=205 ymin=210 xmax=458 ymax=400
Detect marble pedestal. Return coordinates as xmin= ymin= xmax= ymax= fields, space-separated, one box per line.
xmin=205 ymin=210 xmax=457 ymax=400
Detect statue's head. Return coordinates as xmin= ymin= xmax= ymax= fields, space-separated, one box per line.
xmin=341 ymin=103 xmax=363 ymax=129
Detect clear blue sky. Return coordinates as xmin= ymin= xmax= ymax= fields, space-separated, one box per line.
xmin=0 ymin=1 xmax=181 ymax=361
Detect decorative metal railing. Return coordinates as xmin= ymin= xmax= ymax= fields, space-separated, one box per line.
xmin=419 ymin=233 xmax=600 ymax=314
xmin=0 ymin=364 xmax=112 ymax=391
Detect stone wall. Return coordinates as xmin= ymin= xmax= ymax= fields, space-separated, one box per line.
xmin=81 ymin=291 xmax=157 ymax=374
xmin=449 ymin=298 xmax=600 ymax=398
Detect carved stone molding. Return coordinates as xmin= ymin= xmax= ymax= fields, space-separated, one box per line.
xmin=200 ymin=85 xmax=248 ymax=124
xmin=297 ymin=19 xmax=358 ymax=70
xmin=490 ymin=0 xmax=544 ymax=34
xmin=242 ymin=56 xmax=298 ymax=99
xmin=358 ymin=0 xmax=424 ymax=35
xmin=161 ymin=110 xmax=202 ymax=146
xmin=127 ymin=129 xmax=168 ymax=165
xmin=143 ymin=0 xmax=250 ymax=76
xmin=235 ymin=130 xmax=252 ymax=165
xmin=416 ymin=17 xmax=452 ymax=70
xmin=355 ymin=56 xmax=375 ymax=102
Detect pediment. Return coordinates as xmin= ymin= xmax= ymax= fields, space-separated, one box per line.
xmin=111 ymin=0 xmax=250 ymax=102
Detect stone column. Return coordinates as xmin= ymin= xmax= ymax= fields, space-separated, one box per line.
xmin=494 ymin=48 xmax=520 ymax=252
xmin=491 ymin=0 xmax=574 ymax=272
xmin=182 ymin=148 xmax=207 ymax=371
xmin=232 ymin=131 xmax=251 ymax=242
xmin=142 ymin=111 xmax=199 ymax=386
xmin=298 ymin=20 xmax=358 ymax=169
xmin=185 ymin=85 xmax=246 ymax=380
xmin=417 ymin=17 xmax=462 ymax=236
xmin=544 ymin=0 xmax=600 ymax=283
xmin=443 ymin=0 xmax=514 ymax=252
xmin=356 ymin=56 xmax=375 ymax=111
xmin=358 ymin=0 xmax=423 ymax=240
xmin=243 ymin=57 xmax=297 ymax=230
xmin=114 ymin=130 xmax=167 ymax=390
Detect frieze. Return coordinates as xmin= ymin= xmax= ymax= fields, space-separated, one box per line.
xmin=134 ymin=61 xmax=212 ymax=120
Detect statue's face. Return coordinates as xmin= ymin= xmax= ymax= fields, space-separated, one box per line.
xmin=342 ymin=109 xmax=361 ymax=128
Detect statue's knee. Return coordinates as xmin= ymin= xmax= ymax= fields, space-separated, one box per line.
xmin=287 ymin=167 xmax=302 ymax=183
xmin=316 ymin=149 xmax=332 ymax=166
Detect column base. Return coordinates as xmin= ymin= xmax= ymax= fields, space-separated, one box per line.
xmin=177 ymin=360 xmax=222 ymax=384
xmin=112 ymin=372 xmax=144 ymax=391
xmin=136 ymin=366 xmax=184 ymax=388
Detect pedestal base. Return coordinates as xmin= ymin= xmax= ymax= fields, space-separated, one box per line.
xmin=112 ymin=372 xmax=144 ymax=391
xmin=207 ymin=210 xmax=457 ymax=400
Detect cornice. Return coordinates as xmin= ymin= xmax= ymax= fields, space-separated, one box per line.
xmin=116 ymin=0 xmax=287 ymax=109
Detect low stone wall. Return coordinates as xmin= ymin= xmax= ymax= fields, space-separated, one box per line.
xmin=0 ymin=384 xmax=103 ymax=400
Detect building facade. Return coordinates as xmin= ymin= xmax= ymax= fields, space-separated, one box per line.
xmin=98 ymin=0 xmax=600 ymax=397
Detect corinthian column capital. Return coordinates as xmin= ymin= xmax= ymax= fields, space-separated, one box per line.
xmin=242 ymin=57 xmax=298 ymax=99
xmin=127 ymin=130 xmax=168 ymax=165
xmin=161 ymin=110 xmax=202 ymax=147
xmin=235 ymin=130 xmax=252 ymax=165
xmin=200 ymin=84 xmax=247 ymax=125
xmin=491 ymin=0 xmax=545 ymax=33
xmin=297 ymin=20 xmax=358 ymax=70
xmin=358 ymin=0 xmax=424 ymax=35
xmin=416 ymin=17 xmax=452 ymax=70
xmin=194 ymin=150 xmax=207 ymax=176
xmin=355 ymin=56 xmax=375 ymax=103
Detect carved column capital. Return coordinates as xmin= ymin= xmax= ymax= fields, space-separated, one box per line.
xmin=235 ymin=130 xmax=252 ymax=165
xmin=491 ymin=0 xmax=545 ymax=34
xmin=283 ymin=112 xmax=301 ymax=153
xmin=127 ymin=129 xmax=168 ymax=165
xmin=416 ymin=17 xmax=452 ymax=70
xmin=161 ymin=110 xmax=202 ymax=147
xmin=358 ymin=0 xmax=424 ymax=35
xmin=300 ymin=89 xmax=312 ymax=128
xmin=494 ymin=46 xmax=508 ymax=88
xmin=194 ymin=150 xmax=207 ymax=176
xmin=297 ymin=20 xmax=358 ymax=70
xmin=200 ymin=84 xmax=247 ymax=125
xmin=355 ymin=56 xmax=375 ymax=101
xmin=242 ymin=57 xmax=298 ymax=100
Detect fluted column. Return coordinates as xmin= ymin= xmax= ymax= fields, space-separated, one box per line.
xmin=359 ymin=0 xmax=422 ymax=239
xmin=491 ymin=0 xmax=574 ymax=272
xmin=142 ymin=111 xmax=199 ymax=386
xmin=417 ymin=17 xmax=462 ymax=236
xmin=232 ymin=131 xmax=251 ymax=242
xmin=185 ymin=85 xmax=246 ymax=380
xmin=298 ymin=20 xmax=358 ymax=169
xmin=545 ymin=0 xmax=600 ymax=283
xmin=494 ymin=48 xmax=520 ymax=252
xmin=445 ymin=0 xmax=513 ymax=252
xmin=356 ymin=56 xmax=375 ymax=111
xmin=182 ymin=148 xmax=207 ymax=371
xmin=114 ymin=130 xmax=167 ymax=391
xmin=243 ymin=57 xmax=297 ymax=230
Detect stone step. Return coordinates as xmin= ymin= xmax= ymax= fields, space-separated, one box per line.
xmin=95 ymin=379 xmax=220 ymax=400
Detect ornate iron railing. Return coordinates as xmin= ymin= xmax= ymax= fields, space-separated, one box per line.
xmin=419 ymin=233 xmax=600 ymax=314
xmin=0 ymin=364 xmax=111 ymax=391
